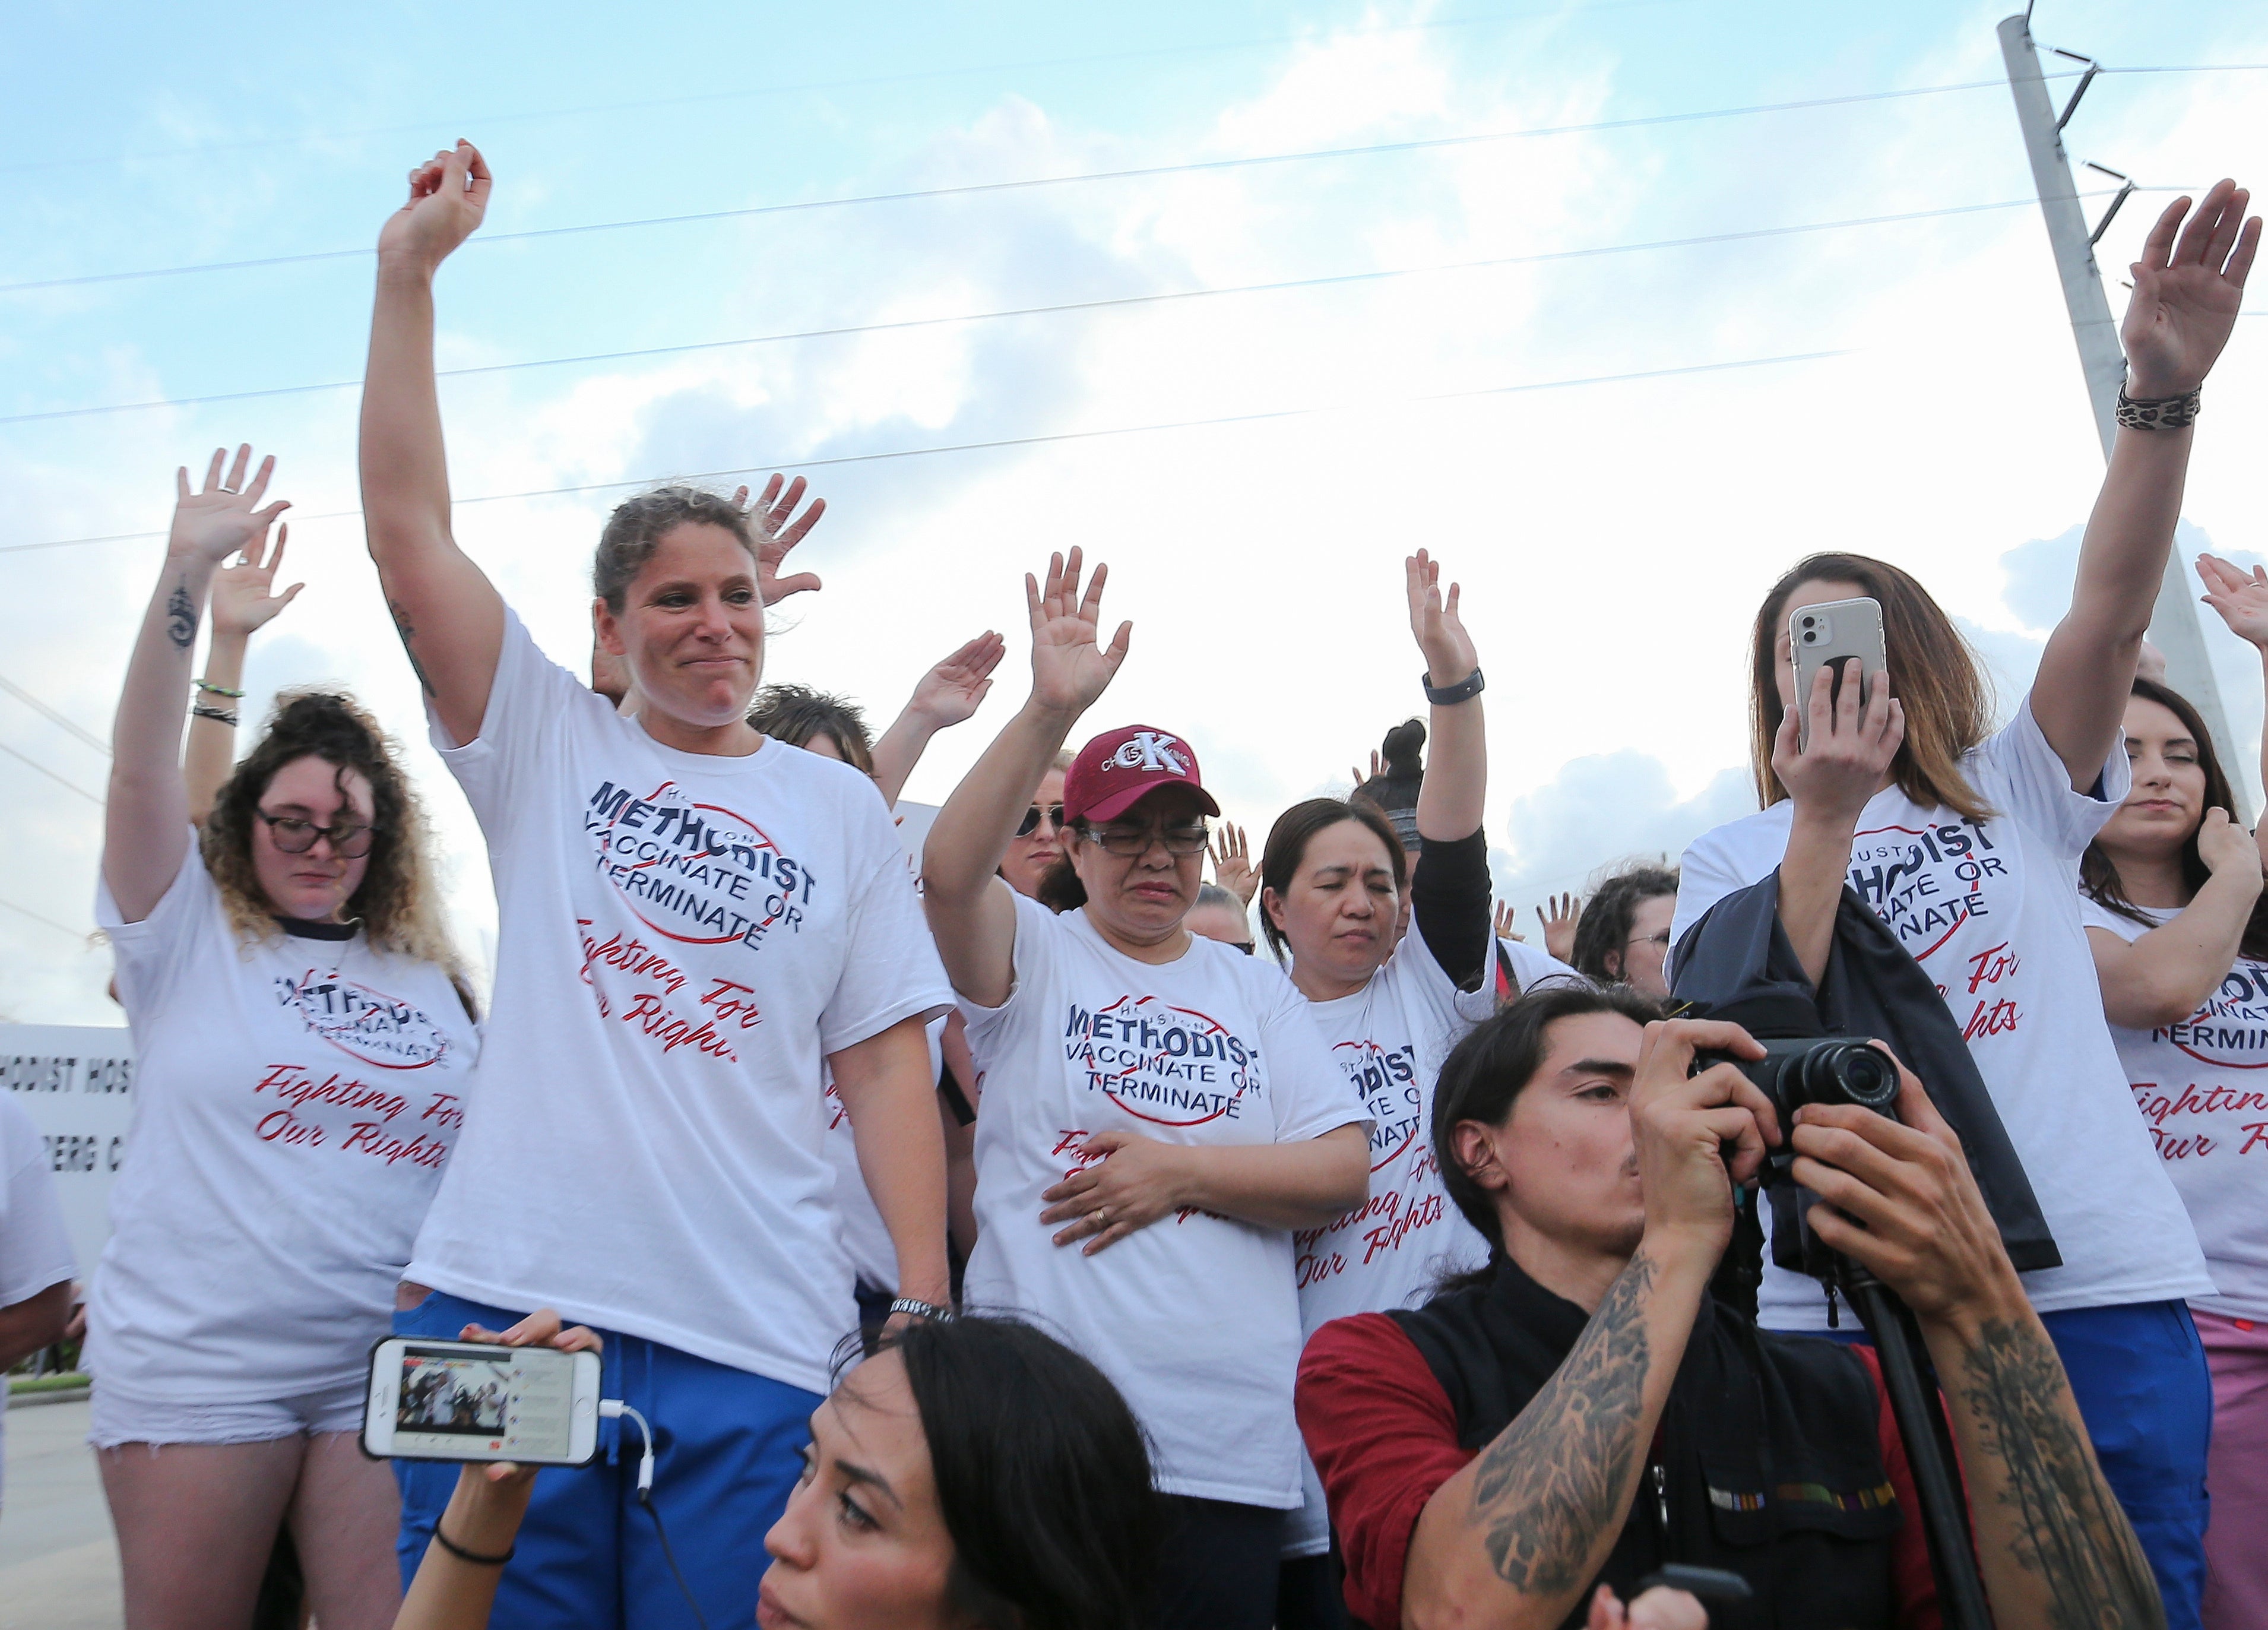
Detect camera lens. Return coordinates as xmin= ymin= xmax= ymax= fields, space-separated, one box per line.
xmin=1801 ymin=1042 xmax=1900 ymax=1111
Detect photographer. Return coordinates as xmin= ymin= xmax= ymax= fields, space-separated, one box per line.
xmin=1297 ymin=987 xmax=2163 ymax=1630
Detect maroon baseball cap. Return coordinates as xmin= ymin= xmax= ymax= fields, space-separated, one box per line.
xmin=1062 ymin=724 xmax=1221 ymax=825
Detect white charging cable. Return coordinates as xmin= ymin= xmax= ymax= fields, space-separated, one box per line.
xmin=598 ymin=1399 xmax=655 ymax=1495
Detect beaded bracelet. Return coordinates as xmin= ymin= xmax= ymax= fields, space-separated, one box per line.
xmin=194 ymin=677 xmax=246 ymax=698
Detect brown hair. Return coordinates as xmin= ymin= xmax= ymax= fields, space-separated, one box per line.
xmin=1750 ymin=552 xmax=1995 ymax=823
xmin=592 ymin=486 xmax=756 ymax=612
xmin=749 ymin=683 xmax=875 ymax=774
xmin=1569 ymin=863 xmax=1679 ymax=985
xmin=204 ymin=691 xmax=471 ymax=1005
xmin=2082 ymin=677 xmax=2268 ymax=960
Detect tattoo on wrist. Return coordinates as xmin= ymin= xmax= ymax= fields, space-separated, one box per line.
xmin=1957 ymin=1318 xmax=2165 ymax=1630
xmin=1466 ymin=1249 xmax=1658 ymax=1594
xmin=165 ymin=583 xmax=198 ymax=651
xmin=388 ymin=599 xmax=439 ymax=699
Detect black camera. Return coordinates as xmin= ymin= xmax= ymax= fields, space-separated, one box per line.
xmin=1695 ymin=1037 xmax=1900 ymax=1118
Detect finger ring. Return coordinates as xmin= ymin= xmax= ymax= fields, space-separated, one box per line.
xmin=220 ymin=485 xmax=238 ymax=494
xmin=1095 ymin=1205 xmax=1110 ymax=1226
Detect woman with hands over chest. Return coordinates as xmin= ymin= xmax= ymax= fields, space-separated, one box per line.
xmin=920 ymin=548 xmax=1370 ymax=1630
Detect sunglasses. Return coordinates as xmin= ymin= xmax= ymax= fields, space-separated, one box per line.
xmin=256 ymin=809 xmax=378 ymax=859
xmin=1016 ymin=803 xmax=1066 ymax=838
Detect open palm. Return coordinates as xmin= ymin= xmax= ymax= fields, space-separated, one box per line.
xmin=170 ymin=446 xmax=290 ymax=567
xmin=211 ymin=525 xmax=305 ymax=638
xmin=2199 ymin=553 xmax=2268 ymax=648
xmin=1025 ymin=547 xmax=1130 ymax=716
xmin=911 ymin=632 xmax=1006 ymax=728
xmin=2121 ymin=179 xmax=2259 ymax=398
xmin=732 ymin=474 xmax=826 ymax=605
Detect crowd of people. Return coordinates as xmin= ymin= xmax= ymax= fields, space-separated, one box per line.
xmin=1 ymin=136 xmax=2258 ymax=1630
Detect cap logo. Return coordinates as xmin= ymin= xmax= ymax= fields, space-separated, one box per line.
xmin=1107 ymin=731 xmax=1189 ymax=775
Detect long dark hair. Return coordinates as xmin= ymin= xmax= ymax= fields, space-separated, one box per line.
xmin=1750 ymin=552 xmax=1995 ymax=822
xmin=1569 ymin=863 xmax=1678 ymax=985
xmin=861 ymin=1315 xmax=1165 ymax=1630
xmin=2082 ymin=676 xmax=2268 ymax=960
xmin=1432 ymin=984 xmax=1663 ymax=1259
xmin=1256 ymin=797 xmax=1408 ymax=962
xmin=203 ymin=691 xmax=467 ymax=997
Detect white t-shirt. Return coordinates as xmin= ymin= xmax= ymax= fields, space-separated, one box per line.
xmin=1 ymin=1089 xmax=75 ymax=1504
xmin=2082 ymin=897 xmax=2268 ymax=1320
xmin=823 ymin=1017 xmax=946 ymax=1294
xmin=90 ymin=842 xmax=477 ymax=1400
xmin=1497 ymin=936 xmax=1584 ymax=995
xmin=1284 ymin=928 xmax=1497 ymax=1552
xmin=961 ymin=892 xmax=1369 ymax=1508
xmin=1671 ymin=699 xmax=2213 ymax=1325
xmin=408 ymin=613 xmax=954 ymax=1394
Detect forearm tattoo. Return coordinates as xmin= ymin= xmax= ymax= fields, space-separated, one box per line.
xmin=388 ymin=599 xmax=438 ymax=698
xmin=1956 ymin=1318 xmax=2166 ymax=1630
xmin=1466 ymin=1251 xmax=1658 ymax=1594
xmin=166 ymin=581 xmax=197 ymax=650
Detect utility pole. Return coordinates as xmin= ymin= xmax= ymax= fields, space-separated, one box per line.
xmin=1997 ymin=11 xmax=2248 ymax=817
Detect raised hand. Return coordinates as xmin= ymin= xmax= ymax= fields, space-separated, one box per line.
xmin=170 ymin=446 xmax=291 ymax=568
xmin=377 ymin=140 xmax=492 ymax=270
xmin=1211 ymin=822 xmax=1257 ymax=906
xmin=2122 ymin=179 xmax=2259 ymax=399
xmin=1350 ymin=748 xmax=1386 ymax=790
xmin=2199 ymin=553 xmax=2268 ymax=648
xmin=1773 ymin=662 xmax=1903 ymax=825
xmin=1407 ymin=549 xmax=1478 ymax=686
xmin=1494 ymin=900 xmax=1526 ymax=942
xmin=211 ymin=524 xmax=305 ymax=640
xmin=1025 ymin=547 xmax=1130 ymax=717
xmin=731 ymin=474 xmax=826 ymax=604
xmin=907 ymin=632 xmax=1006 ymax=729
xmin=1537 ymin=891 xmax=1582 ymax=961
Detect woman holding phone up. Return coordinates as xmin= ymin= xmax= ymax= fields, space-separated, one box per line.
xmin=1669 ymin=181 xmax=2257 ymax=1628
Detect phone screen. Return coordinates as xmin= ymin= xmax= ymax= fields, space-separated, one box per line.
xmin=390 ymin=1344 xmax=578 ymax=1460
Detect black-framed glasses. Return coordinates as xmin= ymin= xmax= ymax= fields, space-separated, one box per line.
xmin=256 ymin=809 xmax=378 ymax=859
xmin=1082 ymin=821 xmax=1212 ymax=857
xmin=1016 ymin=803 xmax=1066 ymax=838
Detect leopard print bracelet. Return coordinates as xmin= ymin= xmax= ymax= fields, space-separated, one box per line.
xmin=2115 ymin=384 xmax=2201 ymax=431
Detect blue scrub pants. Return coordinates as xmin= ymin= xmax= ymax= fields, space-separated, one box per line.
xmin=1799 ymin=1297 xmax=2211 ymax=1629
xmin=391 ymin=1289 xmax=822 ymax=1630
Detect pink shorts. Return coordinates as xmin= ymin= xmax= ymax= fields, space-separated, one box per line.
xmin=2196 ymin=1306 xmax=2268 ymax=1630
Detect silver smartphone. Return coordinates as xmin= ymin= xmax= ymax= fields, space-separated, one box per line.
xmin=362 ymin=1337 xmax=602 ymax=1465
xmin=1788 ymin=597 xmax=1887 ymax=750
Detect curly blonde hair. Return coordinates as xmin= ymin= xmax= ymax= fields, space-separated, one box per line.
xmin=203 ymin=689 xmax=472 ymax=1009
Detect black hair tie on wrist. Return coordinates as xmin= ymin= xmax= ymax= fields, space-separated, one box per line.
xmin=433 ymin=1523 xmax=514 ymax=1566
xmin=1421 ymin=667 xmax=1484 ymax=706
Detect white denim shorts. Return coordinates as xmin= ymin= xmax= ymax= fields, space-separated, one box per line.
xmin=88 ymin=1374 xmax=367 ymax=1449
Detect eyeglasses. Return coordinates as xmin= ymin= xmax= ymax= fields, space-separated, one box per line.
xmin=256 ymin=809 xmax=378 ymax=859
xmin=1016 ymin=803 xmax=1066 ymax=838
xmin=1082 ymin=821 xmax=1212 ymax=857
xmin=1625 ymin=930 xmax=1672 ymax=950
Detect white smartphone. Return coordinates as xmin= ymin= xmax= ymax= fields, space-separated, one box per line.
xmin=1788 ymin=596 xmax=1887 ymax=750
xmin=362 ymin=1337 xmax=603 ymax=1465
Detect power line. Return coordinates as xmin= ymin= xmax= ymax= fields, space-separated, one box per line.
xmin=0 ymin=674 xmax=109 ymax=755
xmin=0 ymin=896 xmax=88 ymax=942
xmin=1 ymin=347 xmax=1854 ymax=556
xmin=0 ymin=192 xmax=2085 ymax=426
xmin=0 ymin=739 xmax=106 ymax=804
xmin=0 ymin=77 xmax=2065 ymax=297
xmin=0 ymin=0 xmax=1701 ymax=178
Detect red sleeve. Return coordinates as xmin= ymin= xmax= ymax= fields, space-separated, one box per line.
xmin=1295 ymin=1314 xmax=1475 ymax=1630
xmin=1855 ymin=1345 xmax=1944 ymax=1630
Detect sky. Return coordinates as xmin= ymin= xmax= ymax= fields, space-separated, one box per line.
xmin=4 ymin=0 xmax=2266 ymax=1023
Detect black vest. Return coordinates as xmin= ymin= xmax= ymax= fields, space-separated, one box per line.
xmin=1387 ymin=1258 xmax=1906 ymax=1630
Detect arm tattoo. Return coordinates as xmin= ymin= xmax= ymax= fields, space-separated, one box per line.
xmin=1466 ymin=1250 xmax=1658 ymax=1594
xmin=166 ymin=582 xmax=197 ymax=650
xmin=1957 ymin=1318 xmax=2167 ymax=1630
xmin=388 ymin=599 xmax=439 ymax=698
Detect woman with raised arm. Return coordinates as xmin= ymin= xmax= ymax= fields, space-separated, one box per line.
xmin=94 ymin=448 xmax=478 ymax=1630
xmin=360 ymin=143 xmax=955 ymax=1627
xmin=920 ymin=549 xmax=1370 ymax=1630
xmin=1669 ymin=181 xmax=2257 ymax=1629
xmin=2080 ymin=554 xmax=2268 ymax=1630
xmin=1250 ymin=553 xmax=1493 ymax=1623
